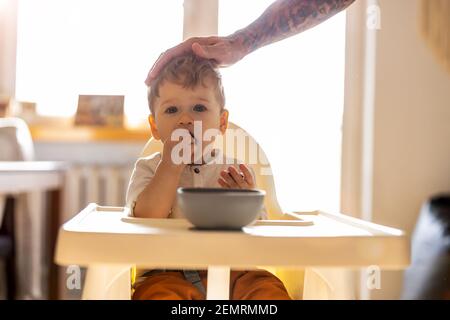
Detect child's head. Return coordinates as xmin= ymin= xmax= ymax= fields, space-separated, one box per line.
xmin=147 ymin=53 xmax=228 ymax=146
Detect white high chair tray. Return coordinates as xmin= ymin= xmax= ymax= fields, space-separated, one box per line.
xmin=55 ymin=204 xmax=409 ymax=269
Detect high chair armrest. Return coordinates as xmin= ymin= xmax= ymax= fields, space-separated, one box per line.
xmin=56 ymin=204 xmax=409 ymax=269
xmin=55 ymin=204 xmax=410 ymax=300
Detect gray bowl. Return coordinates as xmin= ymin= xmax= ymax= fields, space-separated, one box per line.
xmin=177 ymin=187 xmax=266 ymax=230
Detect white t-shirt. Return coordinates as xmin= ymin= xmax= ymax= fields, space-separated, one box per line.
xmin=126 ymin=150 xmax=267 ymax=219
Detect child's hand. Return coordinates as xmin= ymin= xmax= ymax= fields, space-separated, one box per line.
xmin=161 ymin=134 xmax=195 ymax=171
xmin=218 ymin=164 xmax=255 ymax=189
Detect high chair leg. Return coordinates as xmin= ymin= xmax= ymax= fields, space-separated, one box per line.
xmin=206 ymin=266 xmax=230 ymax=300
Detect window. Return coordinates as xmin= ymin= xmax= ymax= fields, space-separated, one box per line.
xmin=219 ymin=0 xmax=346 ymax=212
xmin=15 ymin=0 xmax=184 ymax=126
xmin=15 ymin=0 xmax=346 ymax=213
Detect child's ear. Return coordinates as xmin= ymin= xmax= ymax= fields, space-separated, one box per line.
xmin=219 ymin=109 xmax=229 ymax=134
xmin=148 ymin=115 xmax=161 ymax=140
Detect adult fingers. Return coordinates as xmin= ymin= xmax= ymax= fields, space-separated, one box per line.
xmin=145 ymin=37 xmax=217 ymax=85
xmin=192 ymin=36 xmax=247 ymax=68
xmin=192 ymin=41 xmax=228 ymax=66
xmin=145 ymin=48 xmax=180 ymax=85
xmin=146 ymin=36 xmax=221 ymax=84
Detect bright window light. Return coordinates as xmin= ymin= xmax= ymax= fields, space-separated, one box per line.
xmin=219 ymin=0 xmax=346 ymax=213
xmin=15 ymin=0 xmax=184 ymax=126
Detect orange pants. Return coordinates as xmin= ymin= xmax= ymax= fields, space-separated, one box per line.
xmin=133 ymin=270 xmax=291 ymax=300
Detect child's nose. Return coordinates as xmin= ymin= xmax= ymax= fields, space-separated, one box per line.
xmin=178 ymin=113 xmax=193 ymax=125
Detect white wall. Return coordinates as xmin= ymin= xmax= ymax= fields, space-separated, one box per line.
xmin=370 ymin=0 xmax=450 ymax=299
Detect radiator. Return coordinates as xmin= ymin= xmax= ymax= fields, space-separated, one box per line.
xmin=63 ymin=164 xmax=134 ymax=221
xmin=59 ymin=163 xmax=134 ymax=299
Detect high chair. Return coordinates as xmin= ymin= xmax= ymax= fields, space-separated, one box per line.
xmin=138 ymin=122 xmax=307 ymax=299
xmin=141 ymin=122 xmax=310 ymax=298
xmin=55 ymin=122 xmax=410 ymax=300
xmin=137 ymin=122 xmax=360 ymax=299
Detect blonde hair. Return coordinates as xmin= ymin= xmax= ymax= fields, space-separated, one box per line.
xmin=148 ymin=53 xmax=225 ymax=114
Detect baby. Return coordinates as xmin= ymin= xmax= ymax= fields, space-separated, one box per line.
xmin=126 ymin=53 xmax=290 ymax=300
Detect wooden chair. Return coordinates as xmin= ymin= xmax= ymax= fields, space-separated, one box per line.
xmin=0 ymin=117 xmax=38 ymax=299
xmin=0 ymin=117 xmax=34 ymax=299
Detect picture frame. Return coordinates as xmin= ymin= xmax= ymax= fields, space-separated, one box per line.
xmin=74 ymin=94 xmax=124 ymax=127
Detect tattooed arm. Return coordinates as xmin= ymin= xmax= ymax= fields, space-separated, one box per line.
xmin=146 ymin=0 xmax=356 ymax=84
xmin=232 ymin=0 xmax=356 ymax=54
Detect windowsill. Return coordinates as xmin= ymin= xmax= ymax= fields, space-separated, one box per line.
xmin=29 ymin=125 xmax=151 ymax=142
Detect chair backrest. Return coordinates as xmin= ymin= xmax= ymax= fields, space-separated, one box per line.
xmin=140 ymin=122 xmax=283 ymax=219
xmin=0 ymin=117 xmax=34 ymax=161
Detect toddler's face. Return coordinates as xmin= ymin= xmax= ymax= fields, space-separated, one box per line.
xmin=149 ymin=79 xmax=228 ymax=151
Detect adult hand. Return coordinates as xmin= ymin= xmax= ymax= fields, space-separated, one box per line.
xmin=145 ymin=35 xmax=248 ymax=85
xmin=145 ymin=0 xmax=357 ymax=86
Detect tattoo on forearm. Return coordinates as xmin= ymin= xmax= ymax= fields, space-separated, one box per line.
xmin=235 ymin=0 xmax=356 ymax=53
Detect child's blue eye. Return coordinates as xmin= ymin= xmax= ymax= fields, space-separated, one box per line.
xmin=165 ymin=106 xmax=178 ymax=114
xmin=193 ymin=104 xmax=207 ymax=112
